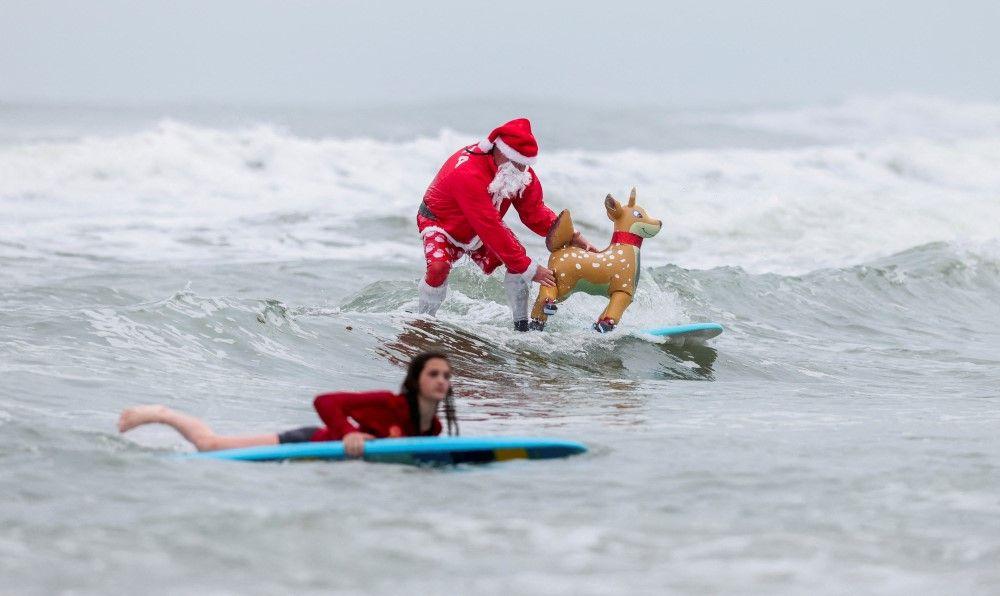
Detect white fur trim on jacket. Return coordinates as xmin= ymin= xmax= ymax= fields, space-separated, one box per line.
xmin=420 ymin=225 xmax=484 ymax=252
xmin=493 ymin=137 xmax=537 ymax=166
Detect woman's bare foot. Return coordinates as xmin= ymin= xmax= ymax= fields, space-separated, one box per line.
xmin=118 ymin=404 xmax=170 ymax=433
xmin=116 ymin=405 xmax=274 ymax=451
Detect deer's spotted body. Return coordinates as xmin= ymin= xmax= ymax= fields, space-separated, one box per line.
xmin=551 ymin=245 xmax=637 ymax=296
xmin=530 ymin=188 xmax=661 ymax=332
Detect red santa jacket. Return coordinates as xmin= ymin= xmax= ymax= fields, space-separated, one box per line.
xmin=310 ymin=391 xmax=442 ymax=441
xmin=420 ymin=144 xmax=557 ymax=277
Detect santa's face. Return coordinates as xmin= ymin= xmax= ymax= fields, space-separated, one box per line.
xmin=488 ymin=161 xmax=532 ymax=205
xmin=493 ymin=150 xmax=528 ymax=172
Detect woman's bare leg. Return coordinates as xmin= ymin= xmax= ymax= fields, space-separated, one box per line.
xmin=118 ymin=405 xmax=278 ymax=452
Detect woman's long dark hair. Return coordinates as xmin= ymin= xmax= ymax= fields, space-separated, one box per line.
xmin=400 ymin=351 xmax=458 ymax=436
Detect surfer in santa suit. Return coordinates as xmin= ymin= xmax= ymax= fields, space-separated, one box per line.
xmin=117 ymin=352 xmax=457 ymax=457
xmin=417 ymin=118 xmax=598 ymax=330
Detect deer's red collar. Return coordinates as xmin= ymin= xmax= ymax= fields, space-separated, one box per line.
xmin=611 ymin=230 xmax=643 ymax=247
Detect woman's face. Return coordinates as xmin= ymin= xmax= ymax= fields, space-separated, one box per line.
xmin=418 ymin=358 xmax=452 ymax=402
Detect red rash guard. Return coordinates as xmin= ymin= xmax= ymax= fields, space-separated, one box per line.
xmin=308 ymin=391 xmax=442 ymax=442
xmin=421 ymin=145 xmax=557 ymax=275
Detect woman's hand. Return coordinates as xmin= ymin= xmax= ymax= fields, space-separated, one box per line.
xmin=571 ymin=231 xmax=599 ymax=252
xmin=342 ymin=432 xmax=374 ymax=458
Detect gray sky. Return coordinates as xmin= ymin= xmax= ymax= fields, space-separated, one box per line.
xmin=1 ymin=0 xmax=998 ymax=107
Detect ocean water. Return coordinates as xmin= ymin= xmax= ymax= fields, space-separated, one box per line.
xmin=1 ymin=96 xmax=999 ymax=594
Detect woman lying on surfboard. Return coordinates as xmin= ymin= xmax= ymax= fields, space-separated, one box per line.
xmin=118 ymin=352 xmax=458 ymax=457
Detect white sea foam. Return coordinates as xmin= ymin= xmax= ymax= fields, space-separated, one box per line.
xmin=2 ymin=97 xmax=999 ymax=274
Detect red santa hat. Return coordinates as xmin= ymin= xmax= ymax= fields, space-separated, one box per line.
xmin=476 ymin=118 xmax=538 ymax=166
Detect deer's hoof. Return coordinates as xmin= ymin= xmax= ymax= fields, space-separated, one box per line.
xmin=593 ymin=318 xmax=616 ymax=333
xmin=529 ymin=319 xmax=546 ymax=331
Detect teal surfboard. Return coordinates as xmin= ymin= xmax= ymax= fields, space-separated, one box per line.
xmin=180 ymin=436 xmax=587 ymax=465
xmin=642 ymin=322 xmax=724 ymax=344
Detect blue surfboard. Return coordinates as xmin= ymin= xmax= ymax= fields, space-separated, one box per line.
xmin=180 ymin=436 xmax=587 ymax=465
xmin=642 ymin=322 xmax=724 ymax=344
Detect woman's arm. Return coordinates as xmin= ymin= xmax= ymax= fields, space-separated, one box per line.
xmin=312 ymin=391 xmax=396 ymax=439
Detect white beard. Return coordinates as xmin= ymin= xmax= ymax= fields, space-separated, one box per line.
xmin=488 ymin=162 xmax=532 ymax=206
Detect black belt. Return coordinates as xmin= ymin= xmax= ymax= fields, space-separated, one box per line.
xmin=418 ymin=200 xmax=438 ymax=221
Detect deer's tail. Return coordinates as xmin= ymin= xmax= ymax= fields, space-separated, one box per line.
xmin=545 ymin=210 xmax=576 ymax=252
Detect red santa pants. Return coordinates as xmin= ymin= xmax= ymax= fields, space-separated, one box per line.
xmin=418 ymin=215 xmax=502 ymax=287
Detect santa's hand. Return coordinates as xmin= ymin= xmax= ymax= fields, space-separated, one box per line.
xmin=572 ymin=231 xmax=599 ymax=252
xmin=532 ymin=266 xmax=556 ymax=287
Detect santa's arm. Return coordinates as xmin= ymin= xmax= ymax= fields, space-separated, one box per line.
xmin=514 ymin=177 xmax=558 ymax=237
xmin=454 ymin=180 xmax=537 ymax=281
